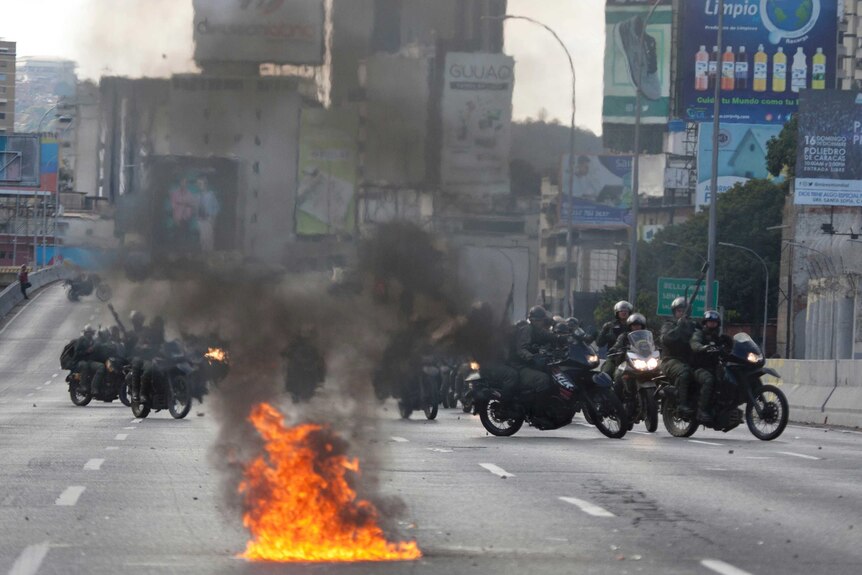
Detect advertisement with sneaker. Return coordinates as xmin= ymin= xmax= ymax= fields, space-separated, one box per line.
xmin=679 ymin=0 xmax=839 ymax=124
xmin=602 ymin=0 xmax=672 ymax=125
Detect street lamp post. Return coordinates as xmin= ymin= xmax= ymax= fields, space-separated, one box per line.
xmin=489 ymin=14 xmax=576 ymax=314
xmin=719 ymin=242 xmax=769 ymax=352
xmin=706 ymin=0 xmax=726 ymax=311
xmin=663 ymin=241 xmax=707 ymax=265
xmin=629 ymin=0 xmax=664 ymax=305
xmin=35 ymin=106 xmax=58 ymax=270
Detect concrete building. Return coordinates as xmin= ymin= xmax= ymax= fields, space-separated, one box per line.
xmin=840 ymin=0 xmax=862 ymax=89
xmin=0 ymin=40 xmax=15 ymax=134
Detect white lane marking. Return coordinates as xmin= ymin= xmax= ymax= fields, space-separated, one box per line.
xmin=479 ymin=463 xmax=514 ymax=478
xmin=777 ymin=451 xmax=821 ymax=461
xmin=390 ymin=436 xmax=409 ymax=443
xmin=0 ymin=290 xmax=49 ymax=337
xmin=704 ymin=467 xmax=728 ymax=471
xmin=123 ymin=426 xmax=136 ymax=430
xmin=105 ymin=446 xmax=119 ymax=451
xmin=559 ymin=496 xmax=616 ymax=517
xmin=52 ymin=373 xmax=58 ymax=378
xmin=55 ymin=486 xmax=86 ymax=506
xmin=689 ymin=440 xmax=723 ymax=446
xmin=131 ymin=419 xmax=143 ymax=424
xmin=8 ymin=541 xmax=50 ymax=575
xmin=114 ymin=434 xmax=128 ymax=441
xmin=701 ymin=558 xmax=754 ymax=575
xmin=839 ymin=429 xmax=862 ymax=436
xmin=43 ymin=380 xmax=51 ymax=386
xmin=427 ymin=448 xmax=453 ymax=453
xmin=629 ymin=430 xmax=651 ymax=435
xmin=84 ymin=458 xmax=105 ymax=471
xmin=26 ymin=393 xmax=33 ymax=397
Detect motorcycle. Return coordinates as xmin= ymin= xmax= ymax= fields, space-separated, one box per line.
xmin=66 ymin=357 xmax=131 ymax=407
xmin=613 ymin=330 xmax=660 ymax=432
xmin=437 ymin=357 xmax=460 ymax=409
xmin=64 ymin=274 xmax=112 ymax=302
xmin=129 ymin=341 xmax=195 ymax=420
xmin=658 ymin=333 xmax=789 ymax=440
xmin=469 ymin=329 xmax=629 ymax=439
xmin=397 ymin=356 xmax=440 ymax=420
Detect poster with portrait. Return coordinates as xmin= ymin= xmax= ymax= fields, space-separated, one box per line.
xmin=144 ymin=156 xmax=239 ymax=257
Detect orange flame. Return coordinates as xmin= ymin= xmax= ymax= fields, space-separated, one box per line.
xmin=239 ymin=403 xmax=422 ymax=563
xmin=205 ymin=347 xmax=228 ymax=362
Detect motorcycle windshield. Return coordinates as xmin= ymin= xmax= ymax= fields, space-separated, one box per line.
xmin=731 ymin=332 xmax=762 ymax=361
xmin=567 ymin=338 xmax=598 ymax=363
xmin=626 ymin=330 xmax=657 ymax=359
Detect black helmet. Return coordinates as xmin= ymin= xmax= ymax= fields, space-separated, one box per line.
xmin=527 ymin=305 xmax=549 ymax=323
xmin=671 ymin=297 xmax=687 ymax=313
xmin=553 ymin=320 xmax=573 ymax=336
xmin=613 ymin=301 xmax=633 ymax=317
xmin=627 ymin=313 xmax=647 ymax=329
xmin=703 ymin=310 xmax=721 ymax=326
xmin=130 ymin=310 xmax=145 ymax=327
xmin=82 ymin=324 xmax=95 ymax=336
xmin=565 ymin=317 xmax=580 ymax=329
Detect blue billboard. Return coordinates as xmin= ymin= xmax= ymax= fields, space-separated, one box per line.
xmin=560 ymin=154 xmax=633 ymax=228
xmin=680 ymin=0 xmax=839 ymax=124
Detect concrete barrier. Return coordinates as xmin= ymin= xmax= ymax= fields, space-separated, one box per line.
xmin=765 ymin=358 xmax=862 ymax=428
xmin=0 ymin=266 xmax=74 ymax=319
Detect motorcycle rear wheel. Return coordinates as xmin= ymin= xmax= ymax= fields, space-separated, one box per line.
xmin=746 ymin=384 xmax=789 ymax=441
xmin=590 ymin=389 xmax=628 ymax=439
xmin=643 ymin=389 xmax=658 ymax=433
xmin=168 ymin=375 xmax=193 ymax=419
xmin=662 ymin=403 xmax=698 ymax=437
xmin=478 ymin=399 xmax=524 ymax=437
xmin=70 ymin=385 xmax=92 ymax=406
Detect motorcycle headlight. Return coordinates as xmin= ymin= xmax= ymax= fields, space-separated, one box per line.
xmin=646 ymin=357 xmax=659 ymax=370
xmin=470 ymin=361 xmax=480 ymax=371
xmin=747 ymin=352 xmax=763 ymax=364
xmin=587 ymin=354 xmax=599 ymax=364
xmin=632 ymin=359 xmax=649 ymax=371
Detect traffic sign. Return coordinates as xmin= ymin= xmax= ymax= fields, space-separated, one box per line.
xmin=656 ymin=277 xmax=719 ymax=317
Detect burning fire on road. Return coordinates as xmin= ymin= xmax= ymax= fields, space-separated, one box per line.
xmin=238 ymin=403 xmax=422 ymax=563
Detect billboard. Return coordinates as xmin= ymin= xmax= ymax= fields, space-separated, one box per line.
xmin=680 ymin=0 xmax=839 ymax=124
xmin=0 ymin=134 xmax=40 ymax=187
xmin=559 ymin=154 xmax=633 ymax=229
xmin=657 ymin=278 xmax=719 ymax=317
xmin=295 ymin=107 xmax=359 ymax=235
xmin=696 ymin=122 xmax=782 ymax=206
xmin=144 ymin=156 xmax=240 ymax=257
xmin=193 ymin=0 xmax=324 ymax=65
xmin=441 ymin=52 xmax=514 ymax=193
xmin=603 ymin=0 xmax=673 ymax=125
xmin=795 ymin=90 xmax=862 ymax=206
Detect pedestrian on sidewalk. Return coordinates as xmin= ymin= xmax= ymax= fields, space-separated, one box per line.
xmin=18 ymin=265 xmax=30 ymax=300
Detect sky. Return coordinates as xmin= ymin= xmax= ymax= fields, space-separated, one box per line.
xmin=0 ymin=0 xmax=606 ymax=134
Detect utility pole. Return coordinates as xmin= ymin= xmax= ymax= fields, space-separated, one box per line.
xmin=706 ymin=0 xmax=725 ymax=311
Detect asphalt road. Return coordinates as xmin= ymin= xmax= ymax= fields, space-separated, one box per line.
xmin=1 ymin=284 xmax=860 ymax=575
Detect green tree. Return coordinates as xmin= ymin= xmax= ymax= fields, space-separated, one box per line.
xmin=766 ymin=115 xmax=797 ymax=178
xmin=598 ymin=179 xmax=786 ymax=330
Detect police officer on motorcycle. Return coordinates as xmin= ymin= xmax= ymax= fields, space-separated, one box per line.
xmin=660 ymin=297 xmax=698 ymax=418
xmin=130 ymin=315 xmax=165 ymax=403
xmin=607 ymin=312 xmax=647 ymax=373
xmin=510 ymin=306 xmax=560 ymax=400
xmin=690 ymin=310 xmax=733 ymax=424
xmin=73 ymin=325 xmax=105 ymax=395
xmin=597 ymin=301 xmax=633 ymax=350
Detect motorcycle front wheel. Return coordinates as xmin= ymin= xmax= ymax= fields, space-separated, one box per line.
xmin=168 ymin=375 xmax=193 ymax=419
xmin=70 ymin=384 xmax=92 ymax=406
xmin=95 ymin=283 xmax=113 ymax=302
xmin=131 ymin=400 xmax=150 ymax=419
xmin=118 ymin=379 xmax=131 ymax=407
xmin=642 ymin=388 xmax=658 ymax=433
xmin=662 ymin=402 xmax=698 ymax=437
xmin=478 ymin=399 xmax=524 ymax=437
xmin=588 ymin=388 xmax=628 ymax=439
xmin=746 ymin=384 xmax=789 ymax=441
xmin=66 ymin=289 xmax=79 ymax=302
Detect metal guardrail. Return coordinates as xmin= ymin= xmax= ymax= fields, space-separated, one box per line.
xmin=0 ymin=265 xmax=74 ymax=319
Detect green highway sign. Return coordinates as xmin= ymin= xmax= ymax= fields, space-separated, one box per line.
xmin=656 ymin=277 xmax=719 ymax=317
